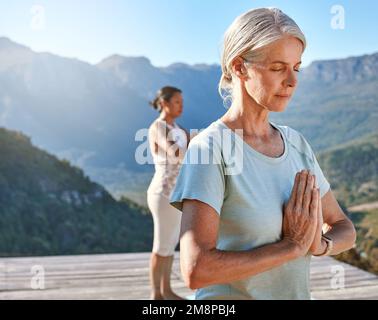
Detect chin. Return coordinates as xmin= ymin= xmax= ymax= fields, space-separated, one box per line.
xmin=268 ymin=99 xmax=291 ymax=112
xmin=268 ymin=104 xmax=288 ymax=113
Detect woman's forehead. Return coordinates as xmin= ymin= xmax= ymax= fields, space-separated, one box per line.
xmin=263 ymin=38 xmax=303 ymax=64
xmin=171 ymin=92 xmax=183 ymax=99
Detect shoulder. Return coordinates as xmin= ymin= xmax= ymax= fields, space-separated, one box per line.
xmin=273 ymin=123 xmax=314 ymax=160
xmin=149 ymin=118 xmax=167 ymax=132
xmin=188 ymin=120 xmax=224 ymax=150
xmin=176 ymin=122 xmax=187 ymax=131
xmin=183 ymin=120 xmax=225 ymax=164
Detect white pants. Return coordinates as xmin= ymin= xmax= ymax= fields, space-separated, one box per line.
xmin=147 ymin=192 xmax=182 ymax=256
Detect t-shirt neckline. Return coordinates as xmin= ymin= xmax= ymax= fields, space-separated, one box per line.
xmin=215 ymin=118 xmax=289 ymax=164
xmin=157 ymin=118 xmax=178 ymax=129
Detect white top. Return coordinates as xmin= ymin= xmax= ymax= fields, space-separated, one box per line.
xmin=147 ymin=118 xmax=188 ymax=198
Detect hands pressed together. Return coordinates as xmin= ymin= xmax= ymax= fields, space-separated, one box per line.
xmin=282 ymin=170 xmax=327 ymax=257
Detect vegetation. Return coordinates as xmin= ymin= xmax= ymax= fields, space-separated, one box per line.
xmin=1 ymin=125 xmax=377 ymax=278
xmin=317 ymin=132 xmax=378 ymax=275
xmin=318 ymin=132 xmax=378 ymax=207
xmin=334 ymin=208 xmax=378 ymax=275
xmin=0 ymin=127 xmax=153 ymax=257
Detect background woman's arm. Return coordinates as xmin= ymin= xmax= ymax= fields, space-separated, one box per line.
xmin=150 ymin=121 xmax=187 ymax=160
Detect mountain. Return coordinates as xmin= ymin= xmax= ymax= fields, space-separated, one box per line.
xmin=0 ymin=126 xmax=153 ymax=257
xmin=338 ymin=207 xmax=378 ymax=276
xmin=0 ymin=37 xmax=157 ymax=173
xmin=97 ymin=55 xmax=224 ymax=129
xmin=300 ymin=53 xmax=378 ymax=83
xmin=315 ymin=131 xmax=378 ymax=275
xmin=333 ymin=202 xmax=378 ymax=276
xmin=0 ymin=36 xmax=377 ymax=202
xmin=98 ymin=50 xmax=378 ymax=154
xmin=317 ymin=132 xmax=378 ymax=207
xmin=273 ymin=53 xmax=378 ymax=150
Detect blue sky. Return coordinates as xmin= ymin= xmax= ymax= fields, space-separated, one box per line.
xmin=0 ymin=0 xmax=377 ymax=67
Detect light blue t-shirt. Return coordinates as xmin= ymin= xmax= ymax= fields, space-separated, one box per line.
xmin=169 ymin=118 xmax=330 ymax=300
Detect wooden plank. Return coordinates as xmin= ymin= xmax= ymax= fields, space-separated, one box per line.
xmin=1 ymin=252 xmax=377 ymax=300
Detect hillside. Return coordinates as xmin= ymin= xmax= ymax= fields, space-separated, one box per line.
xmin=0 ymin=36 xmax=377 ymax=178
xmin=335 ymin=207 xmax=378 ymax=276
xmin=0 ymin=127 xmax=153 ymax=257
xmin=316 ymin=133 xmax=378 ymax=275
xmin=317 ymin=132 xmax=378 ymax=207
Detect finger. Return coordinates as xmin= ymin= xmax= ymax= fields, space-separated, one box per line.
xmin=288 ymin=172 xmax=300 ymax=207
xmin=303 ymin=173 xmax=314 ymax=211
xmin=317 ymin=187 xmax=323 ymax=226
xmin=295 ymin=170 xmax=309 ymax=210
xmin=309 ymin=187 xmax=319 ymax=219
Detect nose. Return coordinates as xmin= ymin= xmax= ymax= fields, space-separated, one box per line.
xmin=284 ymin=69 xmax=298 ymax=88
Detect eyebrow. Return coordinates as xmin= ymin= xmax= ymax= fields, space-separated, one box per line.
xmin=270 ymin=60 xmax=302 ymax=65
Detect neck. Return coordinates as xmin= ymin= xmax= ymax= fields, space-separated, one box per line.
xmin=221 ymin=92 xmax=273 ymax=138
xmin=159 ymin=112 xmax=175 ymax=126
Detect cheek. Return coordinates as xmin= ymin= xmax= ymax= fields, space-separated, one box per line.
xmin=254 ymin=74 xmax=285 ymax=100
xmin=168 ymin=103 xmax=179 ymax=113
xmin=174 ymin=104 xmax=182 ymax=114
xmin=246 ymin=76 xmax=273 ymax=100
xmin=263 ymin=74 xmax=283 ymax=93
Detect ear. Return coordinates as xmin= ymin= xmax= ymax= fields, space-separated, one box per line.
xmin=160 ymin=99 xmax=169 ymax=110
xmin=231 ymin=57 xmax=248 ymax=80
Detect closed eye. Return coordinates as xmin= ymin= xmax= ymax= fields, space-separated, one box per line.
xmin=271 ymin=68 xmax=300 ymax=73
xmin=270 ymin=61 xmax=301 ymax=73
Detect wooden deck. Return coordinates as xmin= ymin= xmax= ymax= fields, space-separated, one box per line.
xmin=1 ymin=252 xmax=377 ymax=300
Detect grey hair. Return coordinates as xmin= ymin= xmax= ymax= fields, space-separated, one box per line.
xmin=218 ymin=7 xmax=306 ymax=105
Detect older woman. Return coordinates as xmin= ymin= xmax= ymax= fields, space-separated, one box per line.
xmin=169 ymin=8 xmax=356 ymax=300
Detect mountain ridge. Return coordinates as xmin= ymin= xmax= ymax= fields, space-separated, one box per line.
xmin=0 ymin=35 xmax=376 ymax=182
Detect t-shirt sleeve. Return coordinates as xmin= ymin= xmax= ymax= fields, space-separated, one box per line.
xmin=300 ymin=133 xmax=331 ymax=198
xmin=169 ymin=135 xmax=226 ymax=215
xmin=312 ymin=151 xmax=331 ymax=198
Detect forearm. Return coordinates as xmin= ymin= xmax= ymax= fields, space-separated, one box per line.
xmin=324 ymin=219 xmax=356 ymax=255
xmin=183 ymin=239 xmax=299 ymax=289
xmin=156 ymin=140 xmax=186 ymax=160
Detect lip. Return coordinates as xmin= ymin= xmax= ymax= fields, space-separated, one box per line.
xmin=275 ymin=94 xmax=291 ymax=98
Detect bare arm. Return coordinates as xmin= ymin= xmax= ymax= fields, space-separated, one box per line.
xmin=150 ymin=121 xmax=187 ymax=160
xmin=180 ymin=200 xmax=298 ymax=289
xmin=310 ymin=188 xmax=356 ymax=256
xmin=180 ymin=170 xmax=319 ymax=289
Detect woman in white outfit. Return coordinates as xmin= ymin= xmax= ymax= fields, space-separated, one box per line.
xmin=147 ymin=86 xmax=191 ymax=300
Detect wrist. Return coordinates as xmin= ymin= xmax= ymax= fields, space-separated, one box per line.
xmin=312 ymin=239 xmax=327 ymax=256
xmin=280 ymin=238 xmax=302 ymax=260
xmin=313 ymin=235 xmax=334 ymax=257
